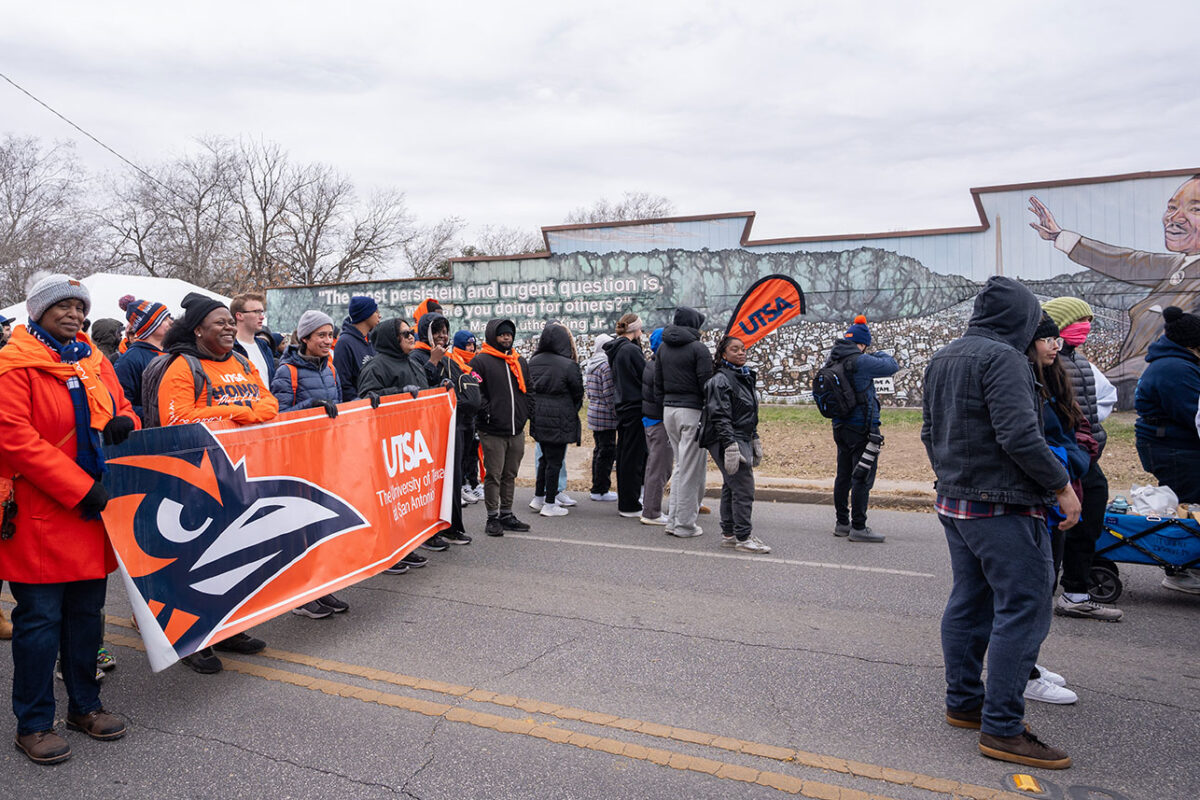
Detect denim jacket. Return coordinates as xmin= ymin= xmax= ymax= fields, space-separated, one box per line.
xmin=921 ymin=277 xmax=1069 ymax=506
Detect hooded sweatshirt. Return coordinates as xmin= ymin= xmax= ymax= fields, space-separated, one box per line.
xmin=357 ymin=318 xmax=430 ymax=397
xmin=469 ymin=318 xmax=532 ymax=436
xmin=603 ymin=335 xmax=646 ymax=422
xmin=333 ymin=316 xmax=376 ymax=400
xmin=921 ymin=276 xmax=1069 ymax=506
xmin=654 ymin=307 xmax=712 ymax=409
xmin=1134 ymin=334 xmax=1200 ymax=451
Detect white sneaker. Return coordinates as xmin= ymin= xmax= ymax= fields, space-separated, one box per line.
xmin=555 ymin=492 xmax=577 ymax=507
xmin=734 ymin=536 xmax=772 ymax=554
xmin=667 ymin=525 xmax=703 ymax=538
xmin=529 ymin=497 xmax=546 ymax=511
xmin=640 ymin=514 xmax=669 ymax=526
xmin=720 ymin=535 xmax=737 ymax=548
xmin=472 ymin=485 xmax=485 ymax=501
xmin=590 ymin=491 xmax=618 ymax=502
xmin=460 ymin=486 xmax=478 ymax=505
xmin=1024 ymin=677 xmax=1077 ymax=704
xmin=1162 ymin=571 xmax=1200 ymax=594
xmin=618 ymin=509 xmax=642 ymax=518
xmin=539 ymin=502 xmax=568 ymax=517
xmin=1035 ymin=664 xmax=1067 ymax=687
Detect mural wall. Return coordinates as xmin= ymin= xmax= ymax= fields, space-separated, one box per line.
xmin=268 ymin=168 xmax=1199 ymax=407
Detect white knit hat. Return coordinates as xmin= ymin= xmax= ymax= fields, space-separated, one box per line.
xmin=26 ymin=274 xmax=91 ymax=322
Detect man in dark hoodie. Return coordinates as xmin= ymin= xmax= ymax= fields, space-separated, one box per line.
xmin=469 ymin=318 xmax=533 ymax=536
xmin=604 ymin=313 xmax=648 ymax=517
xmin=654 ymin=307 xmax=712 ymax=537
xmin=333 ymin=296 xmax=381 ymax=401
xmin=922 ymin=276 xmax=1081 ymax=771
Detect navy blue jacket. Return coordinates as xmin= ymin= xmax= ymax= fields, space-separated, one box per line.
xmin=825 ymin=340 xmax=898 ymax=430
xmin=921 ymin=276 xmax=1070 ymax=506
xmin=113 ymin=340 xmax=165 ymax=422
xmin=233 ymin=336 xmax=276 ymax=380
xmin=270 ymin=348 xmax=342 ymax=413
xmin=332 ymin=317 xmax=376 ymax=401
xmin=1135 ymin=335 xmax=1200 ymax=452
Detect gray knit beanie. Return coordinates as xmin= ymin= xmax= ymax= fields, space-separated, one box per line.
xmin=296 ymin=309 xmax=335 ymax=342
xmin=26 ymin=274 xmax=92 ymax=322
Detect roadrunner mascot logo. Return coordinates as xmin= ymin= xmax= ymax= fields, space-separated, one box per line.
xmin=103 ymin=425 xmax=367 ymax=657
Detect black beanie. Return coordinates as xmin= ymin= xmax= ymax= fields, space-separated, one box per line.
xmin=1030 ymin=312 xmax=1060 ymax=346
xmin=1163 ymin=306 xmax=1200 ymax=348
xmin=163 ymin=292 xmax=228 ymax=350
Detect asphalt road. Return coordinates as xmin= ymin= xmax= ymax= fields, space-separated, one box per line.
xmin=2 ymin=493 xmax=1197 ymax=800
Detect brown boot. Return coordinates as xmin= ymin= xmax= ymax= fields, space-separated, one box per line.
xmin=979 ymin=730 xmax=1071 ymax=769
xmin=0 ymin=606 xmax=12 ymax=640
xmin=66 ymin=709 xmax=127 ymax=741
xmin=15 ymin=730 xmax=72 ymax=764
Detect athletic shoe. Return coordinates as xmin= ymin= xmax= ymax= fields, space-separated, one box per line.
xmin=316 ymin=594 xmax=349 ymax=612
xmin=699 ymin=505 xmax=712 ymax=514
xmin=460 ymin=486 xmax=479 ymax=505
xmin=1161 ymin=570 xmax=1200 ymax=594
xmin=1054 ymin=594 xmax=1123 ymax=621
xmin=383 ymin=561 xmax=410 ymax=574
xmin=485 ymin=517 xmax=504 ymax=536
xmin=618 ymin=509 xmax=642 ymax=518
xmin=213 ymin=632 xmax=266 ymax=654
xmin=401 ymin=552 xmax=427 ymax=567
xmin=420 ymin=534 xmax=450 ymax=552
xmin=529 ymin=496 xmax=546 ymax=511
xmin=292 ymin=601 xmax=333 ymax=619
xmin=720 ymin=535 xmax=737 ymax=548
xmin=555 ymin=492 xmax=577 ymax=507
xmin=96 ymin=646 xmax=116 ymax=671
xmin=978 ymin=730 xmax=1071 ymax=770
xmin=667 ymin=525 xmax=703 ymax=538
xmin=734 ymin=536 xmax=772 ymax=554
xmin=498 ymin=513 xmax=531 ymax=531
xmin=834 ymin=522 xmax=851 ymax=537
xmin=442 ymin=530 xmax=473 ymax=545
xmin=590 ymin=491 xmax=618 ymax=502
xmin=1024 ymin=677 xmax=1077 ymax=704
xmin=181 ymin=648 xmax=223 ymax=674
xmin=471 ymin=485 xmax=485 ymax=501
xmin=1034 ymin=664 xmax=1066 ymax=687
xmin=540 ymin=502 xmax=568 ymax=517
xmin=640 ymin=514 xmax=669 ymax=526
xmin=848 ymin=526 xmax=885 ymax=543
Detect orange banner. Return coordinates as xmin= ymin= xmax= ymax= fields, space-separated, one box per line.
xmin=724 ymin=274 xmax=806 ymax=348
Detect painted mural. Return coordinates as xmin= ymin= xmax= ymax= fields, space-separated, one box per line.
xmin=268 ymin=168 xmax=1199 ymax=407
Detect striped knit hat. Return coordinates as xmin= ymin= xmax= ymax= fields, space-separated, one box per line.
xmin=119 ymin=294 xmax=171 ymax=340
xmin=1042 ymin=297 xmax=1093 ymax=330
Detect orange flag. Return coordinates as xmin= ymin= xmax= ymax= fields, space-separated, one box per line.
xmin=725 ymin=275 xmax=805 ymax=348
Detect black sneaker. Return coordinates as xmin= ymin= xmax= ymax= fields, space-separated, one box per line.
xmin=383 ymin=561 xmax=409 ymax=574
xmin=213 ymin=632 xmax=266 ymax=654
xmin=498 ymin=512 xmax=531 ymax=531
xmin=420 ymin=534 xmax=450 ymax=552
xmin=181 ymin=647 xmax=223 ymax=674
xmin=401 ymin=551 xmax=428 ymax=567
xmin=292 ymin=601 xmax=333 ymax=619
xmin=485 ymin=517 xmax=504 ymax=536
xmin=316 ymin=593 xmax=349 ymax=613
xmin=443 ymin=530 xmax=473 ymax=545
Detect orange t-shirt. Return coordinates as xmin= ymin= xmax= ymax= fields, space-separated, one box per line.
xmin=159 ymin=353 xmax=279 ymax=427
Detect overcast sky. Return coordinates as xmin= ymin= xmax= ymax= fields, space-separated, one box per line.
xmin=3 ymin=1 xmax=1197 ymax=245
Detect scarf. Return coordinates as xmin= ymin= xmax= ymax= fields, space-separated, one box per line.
xmin=723 ymin=360 xmax=750 ymax=375
xmin=449 ymin=347 xmax=474 ymax=372
xmin=1060 ymin=320 xmax=1091 ymax=347
xmin=413 ymin=341 xmax=432 ymax=352
xmin=0 ymin=324 xmax=116 ymax=481
xmin=479 ymin=343 xmax=526 ymax=393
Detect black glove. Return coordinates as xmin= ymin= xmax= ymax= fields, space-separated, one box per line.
xmin=402 ymin=384 xmax=421 ymax=399
xmin=102 ymin=416 xmax=135 ymax=446
xmin=365 ymin=391 xmax=382 ymax=409
xmin=316 ymin=400 xmax=338 ymax=419
xmin=440 ymin=379 xmax=454 ymax=391
xmin=77 ymin=481 xmax=109 ymax=517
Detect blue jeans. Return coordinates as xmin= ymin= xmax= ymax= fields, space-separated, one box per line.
xmin=9 ymin=579 xmax=107 ymax=735
xmin=939 ymin=514 xmax=1053 ymax=737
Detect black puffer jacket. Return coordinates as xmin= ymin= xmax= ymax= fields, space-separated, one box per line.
xmin=1059 ymin=345 xmax=1107 ymax=455
xmin=603 ymin=335 xmax=646 ymax=422
xmin=357 ymin=319 xmax=430 ymax=396
xmin=700 ymin=365 xmax=759 ymax=449
xmin=655 ymin=307 xmax=713 ymax=409
xmin=528 ymin=324 xmax=583 ymax=445
xmin=642 ymin=358 xmax=663 ymax=420
xmin=469 ymin=318 xmax=532 ymax=436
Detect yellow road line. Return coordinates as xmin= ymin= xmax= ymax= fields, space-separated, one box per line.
xmin=97 ymin=614 xmax=1025 ymax=800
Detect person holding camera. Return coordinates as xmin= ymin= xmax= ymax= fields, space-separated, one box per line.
xmin=825 ymin=315 xmax=898 ymax=543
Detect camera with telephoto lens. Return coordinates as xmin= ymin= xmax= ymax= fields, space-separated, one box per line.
xmin=852 ymin=432 xmax=885 ymax=480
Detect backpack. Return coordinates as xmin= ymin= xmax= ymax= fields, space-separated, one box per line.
xmin=811 ymin=353 xmax=862 ymax=419
xmin=285 ymin=360 xmax=338 ymax=400
xmin=451 ymin=365 xmax=483 ymax=422
xmin=141 ymin=351 xmax=253 ymax=427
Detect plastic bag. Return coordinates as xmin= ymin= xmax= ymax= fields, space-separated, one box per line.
xmin=1129 ymin=484 xmax=1179 ymax=516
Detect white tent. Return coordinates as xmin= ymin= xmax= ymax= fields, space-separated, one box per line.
xmin=2 ymin=273 xmax=230 ymax=328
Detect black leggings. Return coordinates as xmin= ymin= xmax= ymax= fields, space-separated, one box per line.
xmin=535 ymin=442 xmax=568 ymax=503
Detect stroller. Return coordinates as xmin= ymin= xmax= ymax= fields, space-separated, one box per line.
xmin=1089 ymin=511 xmax=1200 ymax=603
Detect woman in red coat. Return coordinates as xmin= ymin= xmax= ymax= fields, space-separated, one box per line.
xmin=0 ymin=275 xmax=140 ymax=765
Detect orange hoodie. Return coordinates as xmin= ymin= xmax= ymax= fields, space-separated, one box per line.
xmin=159 ymin=353 xmax=279 ymax=427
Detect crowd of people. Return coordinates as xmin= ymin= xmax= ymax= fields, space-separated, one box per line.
xmin=0 ymin=272 xmax=1197 ymax=771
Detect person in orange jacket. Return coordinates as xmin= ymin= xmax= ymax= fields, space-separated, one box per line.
xmin=155 ymin=292 xmax=278 ymax=673
xmin=0 ymin=274 xmax=140 ymax=765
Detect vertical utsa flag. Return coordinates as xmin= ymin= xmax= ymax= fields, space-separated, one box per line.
xmin=101 ymin=389 xmax=456 ymax=671
xmin=725 ymin=274 xmax=806 ymax=347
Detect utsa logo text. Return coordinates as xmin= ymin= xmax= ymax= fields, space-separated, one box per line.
xmin=738 ymin=297 xmax=795 ymax=335
xmin=382 ymin=431 xmax=433 ymax=477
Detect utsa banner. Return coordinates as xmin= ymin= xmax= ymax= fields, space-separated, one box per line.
xmin=725 ymin=274 xmax=806 ymax=348
xmin=100 ymin=389 xmax=456 ymax=671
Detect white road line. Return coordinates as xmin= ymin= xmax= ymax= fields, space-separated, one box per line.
xmin=504 ymin=534 xmax=935 ymax=577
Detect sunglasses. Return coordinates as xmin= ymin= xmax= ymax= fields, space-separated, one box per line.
xmin=399 ymin=330 xmax=415 ymax=339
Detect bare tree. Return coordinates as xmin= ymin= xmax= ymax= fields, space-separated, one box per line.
xmin=0 ymin=136 xmax=99 ymax=307
xmin=234 ymin=138 xmax=311 ymax=290
xmin=460 ymin=224 xmax=545 ymax=258
xmin=401 ymin=216 xmax=466 ymax=278
xmin=564 ymin=191 xmax=675 ymax=224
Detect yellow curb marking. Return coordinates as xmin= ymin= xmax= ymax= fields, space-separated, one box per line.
xmin=97 ymin=616 xmax=1027 ymax=800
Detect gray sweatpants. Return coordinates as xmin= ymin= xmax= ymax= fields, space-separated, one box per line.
xmin=664 ymin=407 xmax=706 ymax=535
xmin=641 ymin=422 xmax=673 ymax=519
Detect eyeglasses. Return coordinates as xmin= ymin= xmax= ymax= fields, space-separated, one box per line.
xmin=1038 ymin=336 xmax=1064 ymax=349
xmin=241 ymin=309 xmax=266 ymax=316
xmin=399 ymin=330 xmax=415 ymax=339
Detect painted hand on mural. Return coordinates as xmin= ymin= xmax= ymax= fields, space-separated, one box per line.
xmin=1028 ymin=196 xmax=1062 ymax=240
